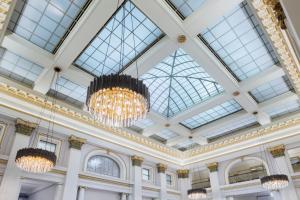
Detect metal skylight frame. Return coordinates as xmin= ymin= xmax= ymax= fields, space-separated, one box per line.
xmin=74 ymin=0 xmax=165 ymax=77
xmin=198 ymin=1 xmax=279 ymax=81
xmin=141 ymin=48 xmax=224 ymax=118
xmin=0 ymin=47 xmax=44 ymax=87
xmin=8 ymin=0 xmax=92 ymax=53
xmin=165 ymin=0 xmax=206 ymax=19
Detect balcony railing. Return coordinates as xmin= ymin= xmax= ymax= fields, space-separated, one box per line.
xmin=292 ymin=162 xmax=300 ymax=172
xmin=229 ymin=169 xmax=267 ymax=184
xmin=192 ymin=178 xmax=211 ymax=188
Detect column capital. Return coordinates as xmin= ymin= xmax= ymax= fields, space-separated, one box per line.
xmin=269 ymin=145 xmax=285 ymax=158
xmin=176 ymin=169 xmax=189 ymax=178
xmin=15 ymin=118 xmax=37 ymax=136
xmin=157 ymin=163 xmax=167 ymax=173
xmin=68 ymin=135 xmax=86 ymax=150
xmin=131 ymin=156 xmax=144 ymax=167
xmin=207 ymin=162 xmax=218 ymax=172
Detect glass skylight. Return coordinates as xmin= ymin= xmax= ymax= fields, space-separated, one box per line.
xmin=49 ymin=76 xmax=87 ymax=107
xmin=206 ymin=115 xmax=257 ymax=140
xmin=181 ymin=99 xmax=242 ymax=129
xmin=166 ymin=0 xmax=206 ymax=19
xmin=264 ymin=100 xmax=300 ymax=119
xmin=74 ymin=1 xmax=164 ymax=76
xmin=250 ymin=76 xmax=293 ymax=103
xmin=199 ymin=1 xmax=279 ymax=81
xmin=0 ymin=47 xmax=43 ymax=86
xmin=156 ymin=129 xmax=178 ymax=140
xmin=141 ymin=48 xmax=223 ymax=118
xmin=8 ymin=0 xmax=90 ymax=53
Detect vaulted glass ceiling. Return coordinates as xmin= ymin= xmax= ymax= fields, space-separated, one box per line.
xmin=250 ymin=76 xmax=293 ymax=103
xmin=141 ymin=48 xmax=223 ymax=118
xmin=166 ymin=0 xmax=206 ymax=19
xmin=74 ymin=0 xmax=164 ymax=77
xmin=8 ymin=0 xmax=91 ymax=53
xmin=181 ymin=99 xmax=242 ymax=129
xmin=0 ymin=47 xmax=43 ymax=87
xmin=199 ymin=1 xmax=279 ymax=81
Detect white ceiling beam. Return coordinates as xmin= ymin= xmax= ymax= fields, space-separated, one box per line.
xmin=33 ymin=0 xmax=123 ymax=94
xmin=258 ymin=91 xmax=299 ymax=111
xmin=183 ymin=0 xmax=243 ymax=35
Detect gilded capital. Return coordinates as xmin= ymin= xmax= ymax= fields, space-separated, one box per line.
xmin=269 ymin=145 xmax=285 ymax=158
xmin=157 ymin=163 xmax=167 ymax=173
xmin=68 ymin=135 xmax=86 ymax=150
xmin=176 ymin=169 xmax=189 ymax=179
xmin=207 ymin=162 xmax=218 ymax=172
xmin=131 ymin=156 xmax=144 ymax=167
xmin=15 ymin=118 xmax=37 ymax=136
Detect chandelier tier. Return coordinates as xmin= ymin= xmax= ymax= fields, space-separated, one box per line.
xmin=187 ymin=188 xmax=207 ymax=199
xmin=86 ymin=74 xmax=150 ymax=127
xmin=15 ymin=148 xmax=56 ymax=173
xmin=261 ymin=174 xmax=289 ymax=191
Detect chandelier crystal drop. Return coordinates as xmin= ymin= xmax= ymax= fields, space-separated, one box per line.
xmin=15 ymin=148 xmax=56 ymax=173
xmin=187 ymin=188 xmax=207 ymax=199
xmin=86 ymin=74 xmax=150 ymax=127
xmin=261 ymin=174 xmax=289 ymax=191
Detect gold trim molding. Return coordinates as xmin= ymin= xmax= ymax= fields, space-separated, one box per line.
xmin=176 ymin=169 xmax=189 ymax=178
xmin=68 ymin=135 xmax=86 ymax=150
xmin=157 ymin=163 xmax=167 ymax=173
xmin=268 ymin=144 xmax=285 ymax=158
xmin=207 ymin=162 xmax=218 ymax=172
xmin=131 ymin=156 xmax=144 ymax=167
xmin=15 ymin=118 xmax=37 ymax=136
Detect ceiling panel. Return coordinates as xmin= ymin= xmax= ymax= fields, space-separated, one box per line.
xmin=165 ymin=0 xmax=206 ymax=19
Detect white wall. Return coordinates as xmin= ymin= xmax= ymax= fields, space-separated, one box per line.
xmin=28 ymin=185 xmax=56 ymax=200
xmin=84 ymin=188 xmax=120 ymax=200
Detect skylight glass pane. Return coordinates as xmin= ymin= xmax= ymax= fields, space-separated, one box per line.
xmin=264 ymin=100 xmax=300 ymax=119
xmin=199 ymin=1 xmax=278 ymax=81
xmin=166 ymin=0 xmax=206 ymax=19
xmin=74 ymin=1 xmax=164 ymax=76
xmin=250 ymin=76 xmax=293 ymax=103
xmin=181 ymin=99 xmax=242 ymax=129
xmin=49 ymin=76 xmax=87 ymax=107
xmin=205 ymin=115 xmax=257 ymax=139
xmin=0 ymin=47 xmax=44 ymax=86
xmin=8 ymin=0 xmax=90 ymax=52
xmin=156 ymin=129 xmax=178 ymax=140
xmin=141 ymin=48 xmax=224 ymax=118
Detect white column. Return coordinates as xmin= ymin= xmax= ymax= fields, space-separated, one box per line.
xmin=62 ymin=135 xmax=86 ymax=200
xmin=207 ymin=162 xmax=225 ymax=200
xmin=54 ymin=184 xmax=63 ymax=200
xmin=156 ymin=164 xmax=167 ymax=200
xmin=269 ymin=145 xmax=298 ymax=200
xmin=270 ymin=191 xmax=281 ymax=200
xmin=78 ymin=186 xmax=86 ymax=200
xmin=177 ymin=169 xmax=191 ymax=200
xmin=0 ymin=119 xmax=36 ymax=200
xmin=131 ymin=156 xmax=143 ymax=200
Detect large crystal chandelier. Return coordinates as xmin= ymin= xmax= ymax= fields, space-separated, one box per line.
xmin=188 ymin=188 xmax=207 ymax=199
xmin=15 ymin=67 xmax=61 ymax=173
xmin=86 ymin=3 xmax=150 ymax=127
xmin=261 ymin=174 xmax=289 ymax=191
xmin=86 ymin=74 xmax=149 ymax=127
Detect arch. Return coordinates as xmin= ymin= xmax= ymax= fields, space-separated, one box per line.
xmin=224 ymin=156 xmax=270 ymax=184
xmin=84 ymin=149 xmax=127 ymax=180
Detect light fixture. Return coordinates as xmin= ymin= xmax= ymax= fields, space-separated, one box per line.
xmin=188 ymin=188 xmax=207 ymax=199
xmin=86 ymin=2 xmax=150 ymax=127
xmin=86 ymin=74 xmax=149 ymax=127
xmin=261 ymin=174 xmax=289 ymax=191
xmin=15 ymin=67 xmax=61 ymax=173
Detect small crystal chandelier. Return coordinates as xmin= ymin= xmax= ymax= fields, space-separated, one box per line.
xmin=188 ymin=188 xmax=207 ymax=199
xmin=15 ymin=67 xmax=61 ymax=173
xmin=86 ymin=3 xmax=150 ymax=127
xmin=261 ymin=174 xmax=289 ymax=191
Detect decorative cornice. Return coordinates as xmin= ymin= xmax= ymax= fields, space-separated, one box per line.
xmin=0 ymin=0 xmax=13 ymax=31
xmin=131 ymin=156 xmax=144 ymax=167
xmin=207 ymin=162 xmax=218 ymax=172
xmin=261 ymin=0 xmax=286 ymax=29
xmin=68 ymin=135 xmax=86 ymax=150
xmin=252 ymin=0 xmax=300 ymax=94
xmin=79 ymin=174 xmax=131 ymax=187
xmin=157 ymin=163 xmax=167 ymax=173
xmin=15 ymin=118 xmax=37 ymax=136
xmin=268 ymin=144 xmax=285 ymax=158
xmin=50 ymin=168 xmax=67 ymax=175
xmin=176 ymin=169 xmax=189 ymax=179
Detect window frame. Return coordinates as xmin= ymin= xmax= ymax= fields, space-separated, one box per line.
xmin=86 ymin=155 xmax=121 ymax=178
xmin=36 ymin=133 xmax=62 ymax=159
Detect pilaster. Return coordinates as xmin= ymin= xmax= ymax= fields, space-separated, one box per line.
xmin=207 ymin=162 xmax=225 ymax=200
xmin=131 ymin=156 xmax=143 ymax=200
xmin=157 ymin=163 xmax=167 ymax=200
xmin=176 ymin=169 xmax=190 ymax=200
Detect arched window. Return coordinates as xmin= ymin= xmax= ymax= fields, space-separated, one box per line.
xmin=86 ymin=155 xmax=120 ymax=178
